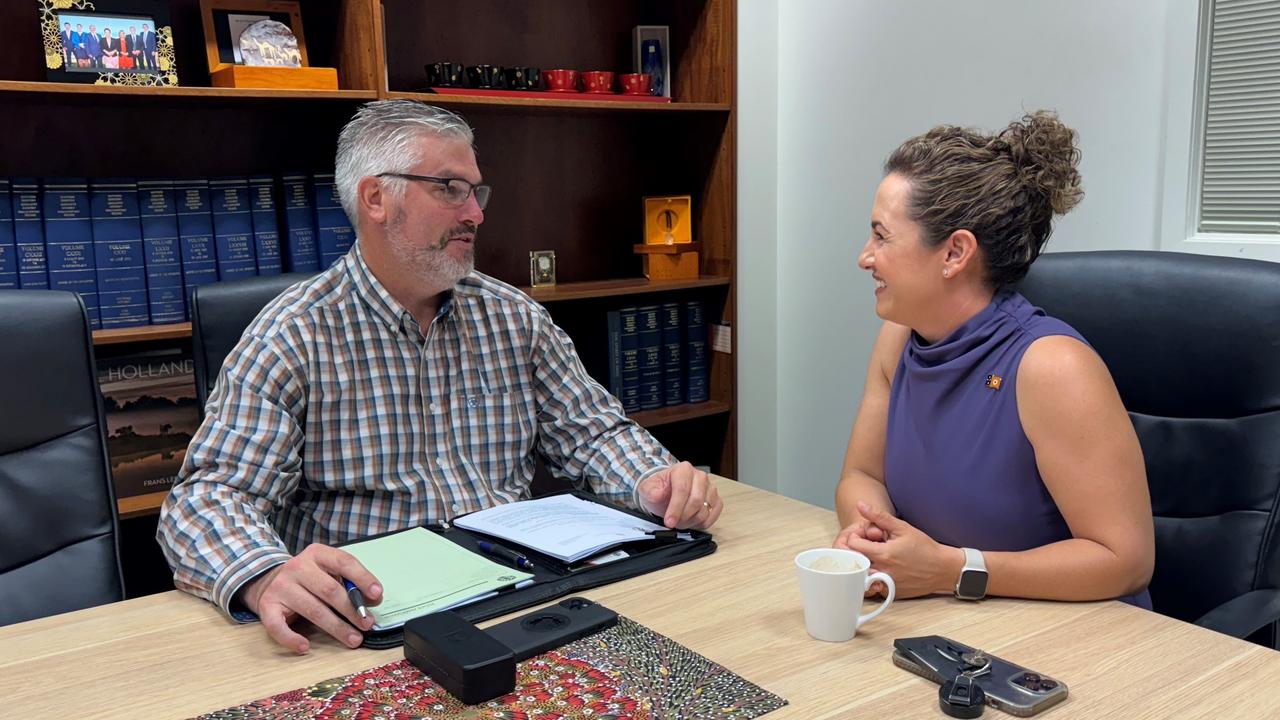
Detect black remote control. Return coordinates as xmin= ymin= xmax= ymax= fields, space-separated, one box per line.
xmin=484 ymin=597 xmax=619 ymax=661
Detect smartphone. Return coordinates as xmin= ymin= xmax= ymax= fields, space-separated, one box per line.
xmin=892 ymin=635 xmax=1068 ymax=717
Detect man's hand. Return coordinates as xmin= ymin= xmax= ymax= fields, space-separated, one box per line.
xmin=239 ymin=543 xmax=382 ymax=654
xmin=837 ymin=501 xmax=961 ymax=599
xmin=637 ymin=461 xmax=723 ymax=529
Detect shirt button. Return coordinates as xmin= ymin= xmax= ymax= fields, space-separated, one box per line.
xmin=429 ymin=402 xmax=439 ymax=412
xmin=451 ymin=503 xmax=461 ymax=512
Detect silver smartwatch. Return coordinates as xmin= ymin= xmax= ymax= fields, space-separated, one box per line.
xmin=955 ymin=547 xmax=988 ymax=600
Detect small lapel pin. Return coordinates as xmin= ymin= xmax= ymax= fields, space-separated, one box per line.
xmin=985 ymin=374 xmax=1003 ymax=390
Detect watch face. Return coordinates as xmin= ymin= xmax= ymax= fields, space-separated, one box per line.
xmin=957 ymin=570 xmax=988 ymax=599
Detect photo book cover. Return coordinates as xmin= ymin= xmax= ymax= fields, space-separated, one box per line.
xmin=97 ymin=347 xmax=200 ymax=498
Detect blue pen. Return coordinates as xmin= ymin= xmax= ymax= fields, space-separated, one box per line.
xmin=342 ymin=578 xmax=369 ymax=620
xmin=476 ymin=540 xmax=535 ymax=571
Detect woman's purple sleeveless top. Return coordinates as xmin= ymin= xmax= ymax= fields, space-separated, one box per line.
xmin=885 ymin=288 xmax=1151 ymax=609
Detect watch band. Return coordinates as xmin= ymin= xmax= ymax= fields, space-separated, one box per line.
xmin=955 ymin=547 xmax=988 ymax=600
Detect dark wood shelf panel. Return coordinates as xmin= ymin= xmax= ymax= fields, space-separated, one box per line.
xmin=93 ymin=323 xmax=192 ymax=346
xmin=522 ymin=276 xmax=730 ymax=302
xmin=387 ymin=90 xmax=731 ymax=114
xmin=0 ymin=80 xmax=378 ymax=102
xmin=630 ymin=401 xmax=732 ymax=428
xmin=118 ymin=491 xmax=168 ymax=520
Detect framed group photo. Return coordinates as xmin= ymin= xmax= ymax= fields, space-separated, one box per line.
xmin=40 ymin=0 xmax=178 ymax=86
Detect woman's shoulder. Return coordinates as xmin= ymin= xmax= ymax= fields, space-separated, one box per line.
xmin=872 ymin=322 xmax=912 ymax=383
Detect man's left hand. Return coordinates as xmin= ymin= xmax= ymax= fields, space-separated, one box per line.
xmin=637 ymin=461 xmax=723 ymax=529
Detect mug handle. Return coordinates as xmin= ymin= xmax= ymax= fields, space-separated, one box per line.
xmin=856 ymin=572 xmax=895 ymax=628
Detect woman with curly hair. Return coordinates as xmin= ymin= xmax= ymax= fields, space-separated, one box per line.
xmin=834 ymin=111 xmax=1154 ymax=608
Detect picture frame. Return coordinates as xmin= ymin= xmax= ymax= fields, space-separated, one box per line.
xmin=39 ymin=0 xmax=179 ymax=86
xmin=530 ymin=250 xmax=557 ymax=287
xmin=632 ymin=25 xmax=671 ymax=98
xmin=198 ymin=0 xmax=311 ymax=73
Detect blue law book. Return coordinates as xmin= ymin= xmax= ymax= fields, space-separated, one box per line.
xmin=12 ymin=178 xmax=48 ymax=289
xmin=42 ymin=178 xmax=100 ymax=329
xmin=312 ymin=172 xmax=354 ymax=268
xmin=660 ymin=301 xmax=684 ymax=406
xmin=248 ymin=175 xmax=282 ymax=276
xmin=637 ymin=304 xmax=663 ymax=410
xmin=606 ymin=310 xmax=624 ymax=399
xmin=280 ymin=172 xmax=319 ymax=272
xmin=175 ymin=179 xmax=218 ymax=319
xmin=90 ymin=178 xmax=149 ymax=329
xmin=618 ymin=306 xmax=640 ymax=412
xmin=137 ymin=179 xmax=186 ymax=324
xmin=684 ymin=300 xmax=709 ymax=403
xmin=208 ymin=177 xmax=257 ymax=281
xmin=0 ymin=179 xmax=17 ymax=289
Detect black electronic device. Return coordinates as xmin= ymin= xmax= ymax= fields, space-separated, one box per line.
xmin=404 ymin=611 xmax=516 ymax=705
xmin=893 ymin=635 xmax=1068 ymax=717
xmin=484 ymin=597 xmax=619 ymax=662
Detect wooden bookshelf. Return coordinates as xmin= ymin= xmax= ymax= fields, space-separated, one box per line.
xmin=5 ymin=0 xmax=738 ymax=511
xmin=386 ymin=90 xmax=730 ymax=114
xmin=117 ymin=491 xmax=170 ymax=520
xmin=93 ymin=323 xmax=192 ymax=346
xmin=522 ymin=276 xmax=730 ymax=302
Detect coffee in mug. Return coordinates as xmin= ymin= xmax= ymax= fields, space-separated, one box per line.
xmin=794 ymin=548 xmax=895 ymax=642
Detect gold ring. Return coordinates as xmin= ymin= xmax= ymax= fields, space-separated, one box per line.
xmin=703 ymin=501 xmax=711 ymax=510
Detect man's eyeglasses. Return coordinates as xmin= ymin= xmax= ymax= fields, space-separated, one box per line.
xmin=377 ymin=173 xmax=491 ymax=210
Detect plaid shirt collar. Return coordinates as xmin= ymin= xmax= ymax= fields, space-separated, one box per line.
xmin=346 ymin=242 xmax=456 ymax=336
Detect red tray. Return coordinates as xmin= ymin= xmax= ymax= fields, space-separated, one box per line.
xmin=428 ymin=87 xmax=672 ymax=103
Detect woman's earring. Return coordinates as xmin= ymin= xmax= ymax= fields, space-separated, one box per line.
xmin=943 ymin=268 xmax=950 ymax=278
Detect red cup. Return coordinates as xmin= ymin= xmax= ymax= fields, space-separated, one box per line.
xmin=582 ymin=70 xmax=615 ymax=94
xmin=543 ymin=68 xmax=579 ymax=92
xmin=620 ymin=73 xmax=652 ymax=96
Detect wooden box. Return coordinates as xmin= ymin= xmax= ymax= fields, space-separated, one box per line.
xmin=210 ymin=65 xmax=339 ymax=90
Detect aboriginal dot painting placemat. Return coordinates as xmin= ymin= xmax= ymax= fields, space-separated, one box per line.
xmin=193 ymin=616 xmax=788 ymax=720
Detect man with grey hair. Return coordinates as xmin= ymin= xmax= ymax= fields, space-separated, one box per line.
xmin=158 ymin=100 xmax=724 ymax=654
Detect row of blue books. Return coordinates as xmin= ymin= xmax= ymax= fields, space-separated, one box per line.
xmin=607 ymin=300 xmax=710 ymax=412
xmin=0 ymin=174 xmax=355 ymax=329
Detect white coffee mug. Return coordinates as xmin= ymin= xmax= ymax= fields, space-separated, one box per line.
xmin=794 ymin=548 xmax=895 ymax=642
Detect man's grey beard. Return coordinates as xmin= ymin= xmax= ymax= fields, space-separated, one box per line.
xmin=386 ymin=220 xmax=475 ymax=289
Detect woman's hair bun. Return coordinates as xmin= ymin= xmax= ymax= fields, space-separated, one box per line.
xmin=999 ymin=111 xmax=1083 ymax=215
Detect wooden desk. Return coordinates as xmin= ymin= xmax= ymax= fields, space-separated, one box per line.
xmin=2 ymin=478 xmax=1277 ymax=718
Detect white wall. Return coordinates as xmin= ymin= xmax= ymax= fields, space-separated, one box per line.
xmin=740 ymin=1 xmax=1183 ymax=508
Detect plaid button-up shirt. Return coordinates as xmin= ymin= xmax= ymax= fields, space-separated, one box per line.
xmin=157 ymin=245 xmax=674 ymax=617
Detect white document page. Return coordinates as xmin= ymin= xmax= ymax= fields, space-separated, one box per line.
xmin=453 ymin=494 xmax=668 ymax=563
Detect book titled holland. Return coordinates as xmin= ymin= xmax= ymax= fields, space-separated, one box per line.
xmin=96 ymin=347 xmax=200 ymax=498
xmin=138 ymin=179 xmax=186 ymax=324
xmin=42 ymin=177 xmax=101 ymax=328
xmin=90 ymin=178 xmax=149 ymax=329
xmin=0 ymin=179 xmax=17 ymax=289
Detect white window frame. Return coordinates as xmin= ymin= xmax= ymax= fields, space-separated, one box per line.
xmin=1159 ymin=0 xmax=1280 ymax=262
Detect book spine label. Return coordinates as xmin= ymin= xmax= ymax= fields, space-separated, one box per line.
xmin=249 ymin=175 xmax=282 ymax=276
xmin=43 ymin=178 xmax=100 ymax=328
xmin=606 ymin=310 xmax=624 ymax=398
xmin=637 ymin=304 xmax=663 ymax=410
xmin=91 ymin=179 xmax=148 ymax=328
xmin=661 ymin=301 xmax=683 ymax=406
xmin=175 ymin=180 xmax=218 ymax=319
xmin=12 ymin=178 xmax=48 ymax=289
xmin=209 ymin=178 xmax=258 ymax=281
xmin=138 ymin=180 xmax=186 ymax=324
xmin=684 ymin=300 xmax=709 ymax=403
xmin=313 ymin=173 xmax=354 ymax=268
xmin=0 ymin=179 xmax=17 ymax=289
xmin=281 ymin=173 xmax=319 ymax=272
xmin=619 ymin=306 xmax=640 ymax=412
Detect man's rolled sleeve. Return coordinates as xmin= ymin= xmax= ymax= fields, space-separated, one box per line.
xmin=530 ymin=308 xmax=675 ymax=507
xmin=157 ymin=332 xmax=309 ymax=619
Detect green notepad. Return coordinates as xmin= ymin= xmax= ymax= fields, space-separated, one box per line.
xmin=344 ymin=527 xmax=533 ymax=631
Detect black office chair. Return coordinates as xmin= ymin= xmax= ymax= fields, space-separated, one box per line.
xmin=191 ymin=273 xmax=313 ymax=412
xmin=1017 ymin=250 xmax=1280 ymax=648
xmin=0 ymin=290 xmax=125 ymax=625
